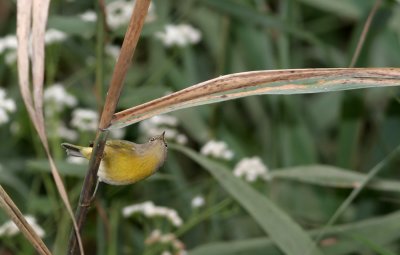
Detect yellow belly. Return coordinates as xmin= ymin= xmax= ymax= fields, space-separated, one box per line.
xmin=79 ymin=140 xmax=166 ymax=185
xmin=98 ymin=152 xmax=161 ymax=185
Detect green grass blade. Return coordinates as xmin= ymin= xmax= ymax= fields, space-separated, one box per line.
xmin=270 ymin=165 xmax=400 ymax=193
xmin=190 ymin=209 xmax=400 ymax=255
xmin=171 ymin=144 xmax=324 ymax=255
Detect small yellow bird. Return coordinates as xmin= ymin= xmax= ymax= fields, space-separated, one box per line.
xmin=61 ymin=132 xmax=168 ymax=185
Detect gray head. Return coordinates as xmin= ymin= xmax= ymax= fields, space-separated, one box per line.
xmin=148 ymin=131 xmax=167 ymax=148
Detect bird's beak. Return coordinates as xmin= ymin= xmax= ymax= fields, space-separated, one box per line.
xmin=161 ymin=131 xmax=166 ymax=142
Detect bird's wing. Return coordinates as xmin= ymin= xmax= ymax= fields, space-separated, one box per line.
xmin=106 ymin=140 xmax=138 ymax=152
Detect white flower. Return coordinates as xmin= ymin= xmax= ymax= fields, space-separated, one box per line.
xmin=200 ymin=140 xmax=234 ymax=160
xmin=0 ymin=88 xmax=16 ymax=125
xmin=49 ymin=124 xmax=78 ymax=141
xmin=0 ymin=35 xmax=18 ymax=53
xmin=233 ymin=157 xmax=270 ymax=182
xmin=105 ymin=44 xmax=121 ymax=60
xmin=70 ymin=108 xmax=99 ymax=131
xmin=191 ymin=195 xmax=205 ymax=208
xmin=79 ymin=10 xmax=97 ymax=22
xmin=154 ymin=24 xmax=201 ymax=47
xmin=0 ymin=215 xmax=45 ymax=238
xmin=122 ymin=201 xmax=183 ymax=227
xmin=106 ymin=0 xmax=156 ymax=30
xmin=139 ymin=114 xmax=188 ymax=145
xmin=45 ymin=29 xmax=67 ymax=44
xmin=44 ymin=84 xmax=77 ymax=114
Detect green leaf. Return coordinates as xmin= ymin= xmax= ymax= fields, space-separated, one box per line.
xmin=270 ymin=165 xmax=400 ymax=193
xmin=189 ymin=210 xmax=400 ymax=255
xmin=171 ymin=144 xmax=323 ymax=255
xmin=296 ymin=0 xmax=361 ymax=19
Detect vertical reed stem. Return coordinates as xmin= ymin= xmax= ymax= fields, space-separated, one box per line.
xmin=67 ymin=1 xmax=151 ymax=254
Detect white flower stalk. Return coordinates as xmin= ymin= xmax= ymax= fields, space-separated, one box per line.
xmin=0 ymin=88 xmax=16 ymax=125
xmin=145 ymin=229 xmax=186 ymax=255
xmin=139 ymin=114 xmax=188 ymax=145
xmin=106 ymin=0 xmax=156 ymax=30
xmin=191 ymin=195 xmax=205 ymax=208
xmin=0 ymin=215 xmax=45 ymax=238
xmin=233 ymin=157 xmax=271 ymax=182
xmin=200 ymin=140 xmax=234 ymax=160
xmin=44 ymin=84 xmax=77 ymax=115
xmin=155 ymin=24 xmax=201 ymax=47
xmin=79 ymin=10 xmax=97 ymax=22
xmin=70 ymin=108 xmax=99 ymax=131
xmin=123 ymin=201 xmax=183 ymax=227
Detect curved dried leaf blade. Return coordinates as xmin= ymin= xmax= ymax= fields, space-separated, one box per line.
xmin=17 ymin=1 xmax=85 ymax=254
xmin=111 ymin=68 xmax=400 ymax=129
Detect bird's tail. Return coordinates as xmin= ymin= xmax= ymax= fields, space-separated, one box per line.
xmin=61 ymin=143 xmax=84 ymax=157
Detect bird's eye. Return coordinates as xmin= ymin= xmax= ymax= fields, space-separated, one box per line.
xmin=165 ymin=144 xmax=168 ymax=148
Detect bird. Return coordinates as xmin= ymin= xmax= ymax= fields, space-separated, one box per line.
xmin=61 ymin=132 xmax=168 ymax=186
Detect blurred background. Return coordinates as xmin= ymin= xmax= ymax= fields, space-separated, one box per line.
xmin=0 ymin=0 xmax=400 ymax=254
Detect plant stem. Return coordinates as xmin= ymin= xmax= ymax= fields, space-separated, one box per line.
xmin=67 ymin=0 xmax=151 ymax=254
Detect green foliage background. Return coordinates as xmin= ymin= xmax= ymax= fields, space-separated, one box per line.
xmin=0 ymin=0 xmax=400 ymax=254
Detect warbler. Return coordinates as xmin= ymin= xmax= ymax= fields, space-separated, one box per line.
xmin=61 ymin=132 xmax=168 ymax=185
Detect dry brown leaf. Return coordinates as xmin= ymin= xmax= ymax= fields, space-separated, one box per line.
xmin=111 ymin=68 xmax=400 ymax=129
xmin=14 ymin=0 xmax=84 ymax=254
xmin=0 ymin=186 xmax=51 ymax=255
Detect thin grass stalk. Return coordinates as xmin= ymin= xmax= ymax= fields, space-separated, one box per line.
xmin=308 ymin=145 xmax=400 ymax=255
xmin=349 ymin=0 xmax=382 ymax=67
xmin=67 ymin=0 xmax=151 ymax=254
xmin=0 ymin=186 xmax=51 ymax=255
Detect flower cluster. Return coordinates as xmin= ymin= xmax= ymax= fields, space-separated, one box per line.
xmin=106 ymin=0 xmax=156 ymax=30
xmin=0 ymin=88 xmax=16 ymax=126
xmin=155 ymin=24 xmax=201 ymax=47
xmin=0 ymin=215 xmax=45 ymax=238
xmin=145 ymin=229 xmax=186 ymax=255
xmin=0 ymin=29 xmax=67 ymax=65
xmin=44 ymin=83 xmax=77 ymax=114
xmin=233 ymin=157 xmax=270 ymax=182
xmin=70 ymin=108 xmax=99 ymax=132
xmin=139 ymin=114 xmax=188 ymax=144
xmin=200 ymin=140 xmax=234 ymax=160
xmin=122 ymin=201 xmax=183 ymax=227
